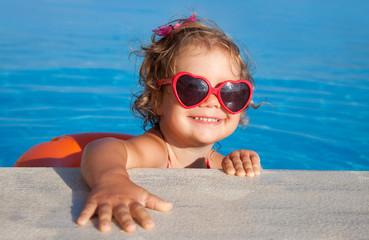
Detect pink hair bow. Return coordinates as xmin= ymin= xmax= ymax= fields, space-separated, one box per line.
xmin=152 ymin=14 xmax=197 ymax=36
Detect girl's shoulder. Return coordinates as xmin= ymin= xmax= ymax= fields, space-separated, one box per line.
xmin=128 ymin=128 xmax=165 ymax=148
xmin=124 ymin=128 xmax=168 ymax=168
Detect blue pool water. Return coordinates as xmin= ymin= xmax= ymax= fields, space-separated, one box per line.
xmin=1 ymin=0 xmax=369 ymax=170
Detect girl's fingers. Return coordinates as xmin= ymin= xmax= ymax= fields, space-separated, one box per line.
xmin=98 ymin=203 xmax=113 ymax=232
xmin=113 ymin=204 xmax=136 ymax=233
xmin=78 ymin=194 xmax=172 ymax=233
xmin=113 ymin=195 xmax=172 ymax=232
xmin=240 ymin=151 xmax=262 ymax=177
xmin=223 ymin=150 xmax=262 ymax=178
xmin=251 ymin=154 xmax=261 ymax=176
xmin=223 ymin=154 xmax=247 ymax=176
xmin=145 ymin=194 xmax=173 ymax=212
xmin=222 ymin=157 xmax=236 ymax=175
xmin=239 ymin=152 xmax=252 ymax=177
xmin=77 ymin=201 xmax=97 ymax=226
xmin=231 ymin=155 xmax=246 ymax=177
xmin=242 ymin=158 xmax=254 ymax=177
xmin=130 ymin=202 xmax=155 ymax=229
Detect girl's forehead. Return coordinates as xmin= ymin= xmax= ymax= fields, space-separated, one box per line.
xmin=175 ymin=45 xmax=242 ymax=79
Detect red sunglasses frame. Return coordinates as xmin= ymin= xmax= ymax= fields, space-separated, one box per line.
xmin=156 ymin=72 xmax=253 ymax=114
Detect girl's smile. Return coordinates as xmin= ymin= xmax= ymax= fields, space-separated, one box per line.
xmin=191 ymin=116 xmax=222 ymax=124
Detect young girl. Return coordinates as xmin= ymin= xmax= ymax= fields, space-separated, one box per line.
xmin=76 ymin=13 xmax=261 ymax=233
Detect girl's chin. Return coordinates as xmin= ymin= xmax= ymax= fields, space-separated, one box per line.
xmin=189 ymin=131 xmax=227 ymax=145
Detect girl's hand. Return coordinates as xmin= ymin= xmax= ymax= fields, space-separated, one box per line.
xmin=77 ymin=173 xmax=172 ymax=233
xmin=222 ymin=150 xmax=261 ymax=177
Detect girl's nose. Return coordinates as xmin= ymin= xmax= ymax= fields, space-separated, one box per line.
xmin=199 ymin=94 xmax=221 ymax=109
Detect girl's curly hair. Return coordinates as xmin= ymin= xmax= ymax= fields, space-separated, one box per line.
xmin=131 ymin=14 xmax=255 ymax=130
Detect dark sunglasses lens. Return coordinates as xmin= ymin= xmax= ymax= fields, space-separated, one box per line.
xmin=176 ymin=75 xmax=209 ymax=107
xmin=220 ymin=82 xmax=250 ymax=112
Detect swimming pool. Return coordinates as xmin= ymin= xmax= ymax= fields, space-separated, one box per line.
xmin=1 ymin=0 xmax=368 ymax=170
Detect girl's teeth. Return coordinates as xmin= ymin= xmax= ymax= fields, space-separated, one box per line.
xmin=194 ymin=117 xmax=219 ymax=122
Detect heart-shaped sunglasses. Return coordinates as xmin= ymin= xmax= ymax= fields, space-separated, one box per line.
xmin=156 ymin=72 xmax=253 ymax=114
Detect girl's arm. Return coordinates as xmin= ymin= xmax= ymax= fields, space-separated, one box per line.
xmin=76 ymin=136 xmax=172 ymax=232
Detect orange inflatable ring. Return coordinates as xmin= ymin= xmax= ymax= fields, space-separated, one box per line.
xmin=14 ymin=132 xmax=134 ymax=167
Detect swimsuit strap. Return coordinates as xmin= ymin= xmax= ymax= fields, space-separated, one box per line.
xmin=166 ymin=150 xmax=172 ymax=168
xmin=158 ymin=129 xmax=172 ymax=168
xmin=162 ymin=135 xmax=174 ymax=168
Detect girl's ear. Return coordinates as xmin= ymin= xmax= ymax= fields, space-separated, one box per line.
xmin=151 ymin=91 xmax=163 ymax=116
xmin=154 ymin=103 xmax=163 ymax=116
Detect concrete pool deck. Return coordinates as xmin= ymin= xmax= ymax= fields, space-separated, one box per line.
xmin=1 ymin=168 xmax=368 ymax=239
